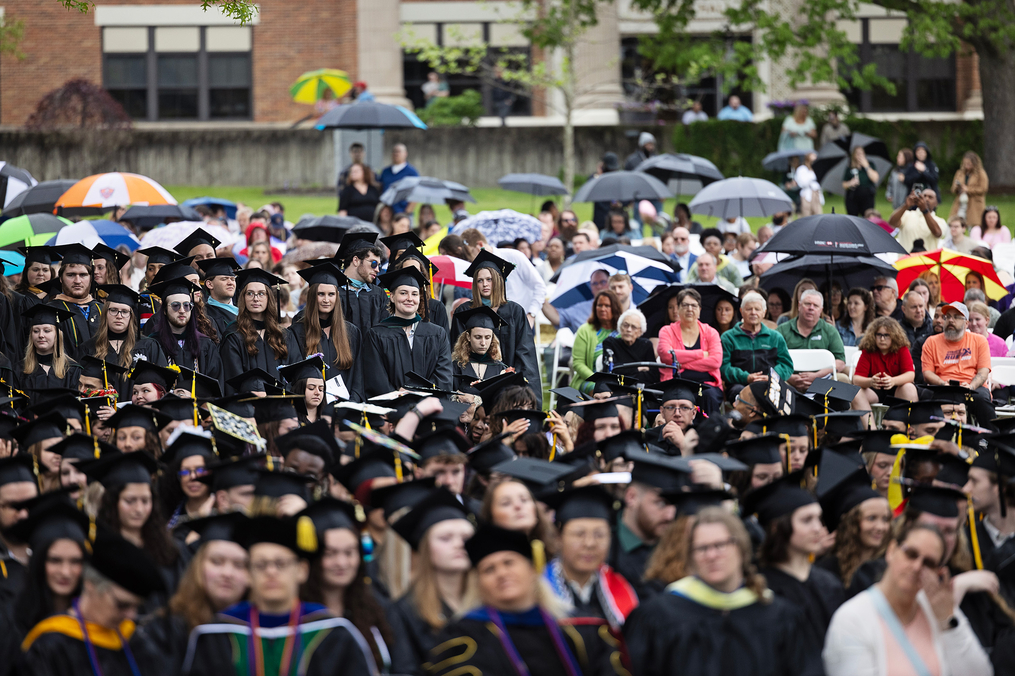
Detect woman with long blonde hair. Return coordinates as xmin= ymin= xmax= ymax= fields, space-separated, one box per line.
xmin=18 ymin=303 xmax=81 ymax=391
xmin=220 ymin=268 xmax=290 ymax=390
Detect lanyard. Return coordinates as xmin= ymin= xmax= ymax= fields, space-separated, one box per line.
xmin=248 ymin=603 xmax=302 ymax=676
xmin=484 ymin=606 xmax=581 ymax=676
xmin=72 ymin=599 xmax=143 ymax=676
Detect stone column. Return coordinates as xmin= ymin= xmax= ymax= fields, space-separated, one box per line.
xmin=357 ymin=0 xmax=412 ymax=107
xmin=573 ymin=1 xmax=624 ymax=116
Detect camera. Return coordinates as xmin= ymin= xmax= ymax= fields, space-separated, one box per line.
xmin=912 ymin=183 xmax=925 ymax=197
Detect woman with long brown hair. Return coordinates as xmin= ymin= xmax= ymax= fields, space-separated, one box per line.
xmin=480 ymin=476 xmax=558 ymax=557
xmin=9 ymin=412 xmax=67 ymax=494
xmin=389 ymin=245 xmax=451 ymax=332
xmin=949 ymin=150 xmax=989 ymax=228
xmin=219 ymin=268 xmax=291 ymax=391
xmin=287 ymin=262 xmax=363 ymax=402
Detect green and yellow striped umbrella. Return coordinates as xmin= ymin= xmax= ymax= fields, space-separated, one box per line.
xmin=290 ymin=69 xmax=353 ymax=105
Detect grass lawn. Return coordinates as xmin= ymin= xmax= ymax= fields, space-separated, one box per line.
xmin=166 ymin=185 xmax=1015 ymax=236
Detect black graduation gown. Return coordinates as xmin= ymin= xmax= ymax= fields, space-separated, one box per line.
xmin=758 ymin=565 xmax=844 ymax=666
xmin=130 ymin=613 xmax=191 ymax=676
xmin=21 ymin=615 xmax=158 ymax=676
xmin=49 ymin=298 xmax=103 ymax=361
xmin=452 ymin=359 xmax=507 ymax=384
xmin=845 ymin=557 xmax=887 ymax=599
xmin=341 ymin=283 xmax=389 ymax=337
xmin=362 ymin=320 xmax=452 ymax=397
xmin=970 ymin=517 xmax=1015 ymax=607
xmin=391 ymin=594 xmax=451 ymax=676
xmin=0 ymin=293 xmax=21 ymax=363
xmin=161 ymin=335 xmax=224 ymax=384
xmin=15 ymin=359 xmax=82 ymax=392
xmin=77 ymin=335 xmax=169 ymax=399
xmin=642 ymin=425 xmax=681 ymax=455
xmin=450 ymin=302 xmax=541 ymax=397
xmin=422 ymin=297 xmax=450 ymax=336
xmin=428 ymin=612 xmax=622 ymax=676
xmin=219 ymin=324 xmax=292 ymax=393
xmin=286 ymin=320 xmax=364 ymax=402
xmin=202 ymin=303 xmax=236 ymax=344
xmin=623 ymin=590 xmax=814 ymax=676
xmin=0 ymin=554 xmax=25 ymax=614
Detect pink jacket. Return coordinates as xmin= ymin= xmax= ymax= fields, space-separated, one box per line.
xmin=657 ymin=320 xmax=723 ymax=388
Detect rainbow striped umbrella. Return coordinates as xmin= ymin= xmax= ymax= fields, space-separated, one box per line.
xmin=290 ymin=69 xmax=353 ymax=104
xmin=894 ymin=248 xmax=1006 ymax=302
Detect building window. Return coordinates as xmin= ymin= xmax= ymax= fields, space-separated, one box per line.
xmin=101 ymin=26 xmax=251 ymax=121
xmin=843 ymin=19 xmax=956 ymax=113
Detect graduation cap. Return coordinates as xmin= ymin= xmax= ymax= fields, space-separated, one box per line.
xmin=660 ymin=488 xmax=734 ymax=515
xmin=295 ymin=498 xmax=361 ymax=552
xmin=464 ymin=249 xmax=516 ymax=281
xmin=725 ymin=433 xmax=786 ymax=467
xmin=26 ymin=392 xmax=84 ymax=425
xmin=380 ymin=232 xmax=425 ymax=255
xmin=138 ymin=246 xmax=182 ymax=266
xmin=550 ymin=387 xmax=587 ymax=414
xmin=22 ymin=302 xmax=74 ymax=328
xmin=567 ymin=396 xmax=633 ymax=423
xmin=105 ymin=403 xmax=172 ymax=433
xmin=276 ymin=420 xmax=339 ymax=465
xmin=414 ymin=427 xmax=470 ymax=462
xmin=253 ymin=468 xmax=315 ymax=500
xmin=297 ymin=261 xmax=349 ymax=289
xmin=174 ymin=367 xmax=222 ymax=400
xmin=935 ymin=453 xmax=972 ymax=488
xmin=174 ymin=228 xmax=222 ymax=256
xmin=3 ymin=498 xmax=88 ymax=553
xmin=239 ymin=515 xmax=318 ymax=558
xmin=392 ymin=246 xmax=439 ymax=277
xmin=177 ymin=511 xmax=248 ymax=545
xmin=805 ymin=379 xmax=860 ymax=413
xmin=94 ymin=285 xmax=141 ymax=313
xmin=148 ymin=272 xmax=201 ymax=300
xmin=0 ymin=409 xmax=26 ymax=441
xmin=370 ymin=477 xmax=439 ymax=521
xmin=740 ymin=471 xmax=817 ymax=527
xmin=128 ymin=360 xmax=179 ymax=391
xmin=234 ymin=268 xmax=286 ymax=293
xmin=79 ymin=450 xmax=157 ymax=488
xmin=746 ymin=414 xmax=811 ymax=439
xmin=542 ymin=485 xmax=616 ymax=527
xmin=277 ymin=356 xmax=329 ymax=387
xmin=89 ymin=527 xmax=166 ymax=597
xmin=53 ymin=243 xmax=95 ymax=267
xmin=332 ymin=447 xmax=399 ymax=496
xmin=907 ymin=401 xmax=947 ymax=426
xmin=247 ymin=394 xmax=300 ymax=423
xmin=599 ymin=429 xmax=649 ymax=463
xmin=691 ymin=415 xmax=739 ymax=455
xmin=11 ymin=411 xmax=67 ymax=449
xmin=816 ymin=450 xmax=881 ymax=531
xmin=198 ymin=454 xmax=264 ymax=491
xmin=35 ymin=277 xmax=64 ymax=297
xmin=907 ymin=484 xmax=967 ymax=518
xmin=499 ymin=409 xmax=547 ymax=433
xmin=660 ymin=378 xmax=704 ymax=406
xmin=92 ymin=243 xmax=130 ymax=272
xmin=0 ymin=455 xmax=37 ymax=487
xmin=391 ymin=487 xmax=470 ymax=550
xmin=465 ymin=523 xmax=532 ymax=566
xmin=376 ymin=265 xmax=428 ymax=292
xmin=747 ymin=379 xmax=795 ymax=417
xmin=48 ymin=433 xmax=116 ymax=462
xmin=18 ymin=245 xmax=60 ymax=267
xmin=161 ymin=430 xmax=216 ymax=468
xmin=926 ymin=385 xmax=976 ymax=406
xmin=472 ymin=371 xmax=528 ymax=410
xmin=689 ymin=452 xmax=748 ymax=473
xmin=466 ymin=433 xmax=517 ymax=475
xmin=226 ymin=368 xmax=281 ymax=395
xmin=811 ymin=410 xmax=868 ymax=439
xmin=490 ymin=457 xmax=574 ymax=494
xmin=584 ymin=371 xmax=627 ymax=395
xmin=455 ymin=306 xmax=507 ymax=332
xmin=850 ymin=429 xmax=901 ymax=457
xmin=335 ymin=232 xmax=379 ymax=260
xmin=195 ymin=256 xmax=240 ymax=279
xmin=991 ymin=418 xmax=1015 ymax=435
xmin=626 ymin=449 xmax=692 ymax=492
xmin=79 ymin=355 xmax=129 ymax=384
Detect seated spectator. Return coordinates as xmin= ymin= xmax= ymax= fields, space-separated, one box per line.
xmin=656 ymin=288 xmax=723 ymax=413
xmin=570 ymin=290 xmax=621 ymax=395
xmin=603 ymin=308 xmax=656 ymax=380
xmin=766 ymin=288 xmax=790 ymax=326
xmin=919 ymin=270 xmax=942 ymax=306
xmin=853 ymin=316 xmax=919 ymax=405
xmin=871 ymin=276 xmax=905 ymax=321
xmin=899 ymin=291 xmax=933 ymax=348
xmin=777 ymin=278 xmax=818 ymax=326
xmin=714 ymin=298 xmax=739 ymax=335
xmin=776 ymin=289 xmax=850 ymax=392
xmin=837 ymin=287 xmax=874 ymax=348
xmin=716 ymin=95 xmax=753 ymax=121
xmin=604 ymin=209 xmax=640 ymax=240
xmin=720 ymin=291 xmax=793 ymax=402
xmin=963 ymin=286 xmax=999 ymax=327
xmin=943 ymin=216 xmax=979 ymax=254
xmin=907 ymin=278 xmax=931 ymax=306
xmin=673 ymin=203 xmax=703 ymax=235
xmin=821 ymin=281 xmax=846 ymax=326
xmin=921 ymin=302 xmax=995 ymax=424
xmin=729 ymin=232 xmax=757 ymax=280
xmin=967 ymin=301 xmax=1006 ymax=357
xmin=689 ymin=253 xmax=736 ymax=294
xmin=687 ymin=229 xmax=742 ymax=289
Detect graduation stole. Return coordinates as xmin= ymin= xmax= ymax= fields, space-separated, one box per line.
xmin=543 ymin=558 xmax=638 ymax=631
xmin=246 ymin=603 xmax=303 ymax=676
xmin=471 ymin=606 xmax=582 ymax=676
xmin=666 ymin=576 xmax=759 ymax=610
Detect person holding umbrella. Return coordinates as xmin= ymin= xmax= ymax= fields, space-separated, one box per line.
xmin=842 ymin=147 xmax=880 ymax=216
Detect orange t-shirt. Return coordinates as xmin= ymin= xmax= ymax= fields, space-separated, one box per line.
xmin=921 ymin=332 xmax=990 ymax=384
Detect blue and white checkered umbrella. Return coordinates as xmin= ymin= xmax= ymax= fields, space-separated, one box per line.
xmin=549 ymin=245 xmax=680 ymax=309
xmin=450 ymin=209 xmax=543 ymax=244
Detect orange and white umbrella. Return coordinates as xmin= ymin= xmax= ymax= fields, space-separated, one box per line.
xmin=54 ymin=172 xmax=176 ymax=209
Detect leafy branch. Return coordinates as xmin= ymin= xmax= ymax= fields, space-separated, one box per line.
xmin=57 ymin=0 xmax=259 ymax=24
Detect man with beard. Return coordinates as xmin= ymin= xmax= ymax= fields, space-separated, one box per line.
xmin=336 ymin=232 xmax=387 ymax=335
xmin=147 ymin=273 xmax=223 ymax=381
xmin=922 ymin=301 xmax=994 ymax=425
xmin=0 ymin=456 xmax=38 ymax=613
xmin=671 ymin=226 xmax=696 ymax=282
xmin=196 ymin=257 xmax=240 ymax=338
xmin=50 ymin=243 xmax=103 ymax=359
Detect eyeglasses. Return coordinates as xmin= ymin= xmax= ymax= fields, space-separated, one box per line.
xmin=875 ymin=333 xmax=891 ymax=339
xmin=251 ymin=558 xmax=298 ymax=573
xmin=679 ymin=303 xmax=700 ymax=310
xmin=561 ymin=217 xmax=577 ymax=223
xmin=169 ymin=302 xmax=193 ymax=312
xmin=107 ymin=308 xmax=131 ymax=318
xmin=691 ymin=538 xmax=736 ymax=557
xmin=735 ymin=394 xmax=759 ymax=412
xmin=871 ymin=285 xmax=889 ymax=292
xmin=662 ymin=404 xmax=695 ymax=414
xmin=245 ymin=291 xmax=267 ymax=299
xmin=177 ymin=467 xmax=208 ymax=478
xmin=899 ymin=544 xmax=940 ymax=570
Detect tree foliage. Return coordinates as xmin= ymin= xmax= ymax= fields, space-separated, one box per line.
xmin=416 ymin=90 xmax=486 ymax=127
xmin=57 ymin=0 xmax=258 ymax=24
xmin=26 ymin=78 xmax=132 ymax=131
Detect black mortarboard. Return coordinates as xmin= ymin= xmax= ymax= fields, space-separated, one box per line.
xmin=199 ymin=454 xmax=264 ymax=491
xmin=370 ymin=477 xmax=439 ymax=521
xmin=48 ymin=433 xmax=116 ymax=462
xmin=161 ymin=431 xmax=216 ymax=468
xmin=79 ymin=451 xmax=157 ymax=488
xmin=105 ymin=404 xmax=172 ymax=433
xmin=584 ymin=371 xmax=626 ymax=395
xmin=392 ymin=246 xmax=439 ymax=277
xmin=234 ymin=268 xmax=286 ymax=292
xmin=884 ymin=401 xmax=912 ymax=424
xmin=851 ymin=429 xmax=902 ymax=457
xmin=277 ymin=356 xmax=329 ymax=387
xmin=253 ymin=468 xmax=314 ymax=500
xmin=96 ymin=284 xmax=140 ymax=312
xmin=53 ymin=243 xmax=94 ymax=267
xmin=226 ymin=368 xmax=280 ymax=394
xmin=80 ymin=355 xmax=129 ymax=383
xmin=195 ymin=256 xmax=240 ymax=279
xmin=926 ymin=385 xmax=976 ymax=405
xmin=660 ymin=488 xmax=734 ymax=515
xmin=746 ymin=414 xmax=811 ymax=439
xmin=0 ymin=409 xmax=26 ymax=441
xmin=11 ymin=411 xmax=67 ymax=448
xmin=174 ymin=228 xmax=222 ymax=256
xmin=138 ymin=246 xmax=182 ymax=266
xmin=907 ymin=401 xmax=947 ymax=426
xmin=491 ymin=457 xmax=573 ymax=493
xmin=499 ymin=409 xmax=547 ymax=433
xmin=689 ymin=452 xmax=748 ymax=473
xmin=975 ymin=439 xmax=1015 ymax=475
xmin=567 ymin=396 xmax=633 ymax=423
xmin=177 ymin=511 xmax=248 ymax=545
xmin=452 ymin=375 xmax=482 ymax=397
xmin=811 ymin=410 xmax=868 ymax=439
xmin=747 ymin=379 xmax=795 ymax=417
xmin=22 ymin=302 xmax=73 ymax=327
xmin=691 ymin=415 xmax=739 ymax=455
xmin=377 ymin=265 xmax=428 ymax=292
xmin=599 ymin=429 xmax=649 ymax=463
xmin=935 ymin=453 xmax=972 ymax=487
xmin=391 ymin=487 xmax=469 ymax=550
xmin=992 ymin=418 xmax=1015 ymax=435
xmin=149 ymin=393 xmax=202 ymax=422
xmin=18 ymin=245 xmax=60 ymax=267
xmin=471 ymin=371 xmax=528 ymax=410
xmin=907 ymin=484 xmax=966 ymax=518
xmin=725 ymin=433 xmax=786 ymax=466
xmin=414 ymin=428 xmax=470 ymax=462
xmin=467 ymin=433 xmax=517 ymax=475
xmin=465 ymin=523 xmax=532 ymax=566
xmin=36 ymin=278 xmax=63 ymax=296
xmin=660 ymin=378 xmax=704 ymax=406
xmin=247 ymin=395 xmax=300 ymax=423
xmin=239 ymin=515 xmax=317 ymax=558
xmin=128 ymin=360 xmax=179 ymax=390
xmin=542 ymin=485 xmax=615 ymax=527
xmin=380 ymin=232 xmax=425 ymax=255
xmin=550 ymin=387 xmax=587 ymax=414
xmin=335 ymin=232 xmax=378 ymax=260
xmin=297 ymin=261 xmax=349 ymax=288
xmin=332 ymin=447 xmax=398 ymax=495
xmin=298 ymin=498 xmax=360 ymax=543
xmin=92 ymin=243 xmax=130 ymax=272
xmin=626 ymin=449 xmax=692 ymax=492
xmin=148 ymin=271 xmax=201 ymax=300
xmin=27 ymin=393 xmax=84 ymax=424
xmin=816 ymin=450 xmax=881 ymax=531
xmin=805 ymin=379 xmax=860 ymax=412
xmin=4 ymin=497 xmax=87 ymax=552
xmin=464 ymin=249 xmax=515 ymax=280
xmin=741 ymin=471 xmax=817 ymax=526
xmin=455 ymin=306 xmax=507 ymax=332
xmin=211 ymin=393 xmax=257 ymax=420
xmin=0 ymin=455 xmax=36 ymax=486
xmin=174 ymin=367 xmax=223 ymax=400
xmin=276 ymin=420 xmax=339 ymax=464
xmin=90 ymin=527 xmax=166 ymax=597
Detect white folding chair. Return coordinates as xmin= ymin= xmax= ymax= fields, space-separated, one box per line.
xmin=546 ymin=328 xmax=575 ymax=410
xmin=848 ymin=350 xmax=862 ymax=380
xmin=789 ymin=349 xmax=837 ymax=374
xmin=991 ymin=364 xmax=1015 ymax=387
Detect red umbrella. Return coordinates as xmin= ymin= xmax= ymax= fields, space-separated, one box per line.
xmin=431 ymin=255 xmax=473 ymax=289
xmin=894 ymin=249 xmax=1006 ymax=303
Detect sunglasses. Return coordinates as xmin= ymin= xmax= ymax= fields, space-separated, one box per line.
xmin=169 ymin=302 xmax=193 ymax=312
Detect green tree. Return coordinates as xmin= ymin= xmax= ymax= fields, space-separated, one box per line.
xmin=58 ymin=0 xmax=258 ymax=23
xmin=635 ymin=0 xmax=1014 ymax=186
xmin=403 ymin=0 xmax=610 ymax=204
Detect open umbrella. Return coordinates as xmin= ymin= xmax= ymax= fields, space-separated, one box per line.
xmin=688 ymin=177 xmax=794 ymax=218
xmin=46 ymin=220 xmax=141 ymax=251
xmin=0 ymin=213 xmax=72 ymax=250
xmin=431 ymin=254 xmax=473 ymax=289
xmin=549 ymin=245 xmax=680 ymax=309
xmin=637 ymin=283 xmax=738 ymax=336
xmin=759 ymin=254 xmax=896 ymax=295
xmin=894 ymin=249 xmax=1007 ymax=302
xmin=55 ymin=172 xmax=176 ymax=216
xmin=634 ymin=153 xmax=724 ymax=187
xmin=757 ymin=212 xmax=908 ymax=258
xmin=813 ymin=132 xmax=891 ymax=190
xmin=572 ymin=171 xmax=673 ymax=203
xmin=0 ymin=250 xmax=25 ymax=275
xmin=2 ymin=179 xmax=79 ymax=217
xmin=181 ymin=197 xmax=238 ymax=220
xmin=762 ymin=149 xmax=810 ymax=173
xmin=450 ymin=209 xmax=542 ymax=244
xmin=280 ymin=241 xmax=340 ymax=264
xmin=290 ymin=69 xmax=353 ymax=104
xmin=120 ymin=204 xmax=202 ymax=229
xmin=315 ymin=101 xmax=427 ymax=130
xmin=137 ymin=221 xmax=234 ymax=251
xmin=292 ymin=215 xmax=375 ymax=243
xmin=380 ymin=177 xmax=474 ymax=207
xmin=498 ymin=173 xmax=569 ymax=196
xmin=0 ymin=163 xmax=36 ymax=209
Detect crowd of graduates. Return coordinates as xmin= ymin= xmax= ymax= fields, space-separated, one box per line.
xmin=0 ymin=226 xmax=1014 ymax=676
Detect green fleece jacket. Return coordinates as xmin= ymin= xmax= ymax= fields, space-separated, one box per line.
xmin=720 ymin=322 xmax=794 ymax=386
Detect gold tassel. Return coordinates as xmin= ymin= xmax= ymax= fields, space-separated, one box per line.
xmin=296 ymin=515 xmax=318 ymax=554
xmin=969 ymin=497 xmax=983 ymax=570
xmin=84 ymin=405 xmax=92 ymax=437
xmin=355 ymin=503 xmax=365 ymax=523
xmin=531 ymin=539 xmax=546 ymax=574
xmin=394 ymin=453 xmax=403 ymax=482
xmin=429 ymin=264 xmax=435 ymax=300
xmin=101 ymin=359 xmax=108 ymax=391
xmin=266 ymin=453 xmax=274 ymax=471
xmin=780 ymin=433 xmax=791 ymax=475
xmin=635 ymin=391 xmax=642 ymax=430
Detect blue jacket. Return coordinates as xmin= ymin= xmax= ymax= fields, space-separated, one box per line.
xmin=379 ymin=163 xmax=420 ymax=214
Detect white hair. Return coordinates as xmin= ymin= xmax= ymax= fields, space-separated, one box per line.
xmin=875 ymin=276 xmax=899 ymax=293
xmin=618 ymin=308 xmax=647 ymax=334
xmin=741 ymin=291 xmax=767 ymax=311
xmin=800 ymin=289 xmax=824 ymax=306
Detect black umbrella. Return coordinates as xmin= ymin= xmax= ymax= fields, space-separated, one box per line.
xmin=762 ymin=149 xmax=810 ymax=173
xmin=498 ymin=173 xmax=569 ymax=196
xmin=636 ymin=283 xmax=738 ymax=336
xmin=314 ymin=102 xmax=427 ymax=130
xmin=756 ymin=212 xmax=907 ymax=258
xmin=572 ymin=171 xmax=673 ymax=203
xmin=0 ymin=163 xmax=34 ymax=210
xmin=120 ymin=204 xmax=202 ymax=229
xmin=634 ymin=153 xmax=724 ymax=186
xmin=813 ymin=132 xmax=890 ymax=184
xmin=2 ymin=179 xmax=78 ymax=217
xmin=292 ymin=215 xmax=376 ymax=243
xmin=380 ymin=177 xmax=474 ymax=206
xmin=759 ymin=254 xmax=897 ymax=295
